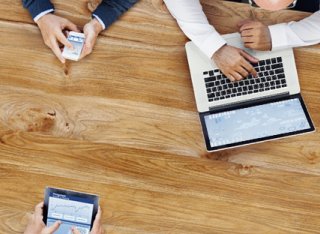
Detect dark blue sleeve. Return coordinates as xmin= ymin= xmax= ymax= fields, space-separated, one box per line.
xmin=92 ymin=0 xmax=138 ymax=30
xmin=22 ymin=0 xmax=54 ymax=19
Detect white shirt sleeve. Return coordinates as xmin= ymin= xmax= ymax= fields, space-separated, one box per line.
xmin=269 ymin=11 xmax=320 ymax=50
xmin=33 ymin=9 xmax=54 ymax=22
xmin=164 ymin=0 xmax=226 ymax=58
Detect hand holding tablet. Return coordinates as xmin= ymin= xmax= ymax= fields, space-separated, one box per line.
xmin=24 ymin=187 xmax=104 ymax=234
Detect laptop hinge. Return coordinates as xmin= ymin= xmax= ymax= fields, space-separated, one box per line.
xmin=209 ymin=92 xmax=290 ymax=112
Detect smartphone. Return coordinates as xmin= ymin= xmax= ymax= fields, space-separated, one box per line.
xmin=43 ymin=187 xmax=99 ymax=234
xmin=62 ymin=32 xmax=85 ymax=61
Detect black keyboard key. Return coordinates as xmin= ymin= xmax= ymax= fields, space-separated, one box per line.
xmin=221 ymin=90 xmax=226 ymax=96
xmin=254 ymin=84 xmax=258 ymax=89
xmin=266 ymin=76 xmax=272 ymax=81
xmin=248 ymin=86 xmax=253 ymax=90
xmin=275 ymin=68 xmax=284 ymax=74
xmin=221 ymin=79 xmax=226 ymax=84
xmin=237 ymin=87 xmax=242 ymax=92
xmin=237 ymin=93 xmax=242 ymax=96
xmin=248 ymin=90 xmax=253 ymax=94
xmin=260 ymin=66 xmax=265 ymax=71
xmin=271 ymin=63 xmax=281 ymax=69
xmin=281 ymin=79 xmax=286 ymax=84
xmin=215 ymin=81 xmax=220 ymax=86
xmin=214 ymin=69 xmax=219 ymax=73
xmin=271 ymin=58 xmax=277 ymax=63
xmin=269 ymin=70 xmax=275 ymax=75
xmin=264 ymin=71 xmax=269 ymax=76
xmin=212 ymin=87 xmax=217 ymax=92
xmin=265 ymin=65 xmax=271 ymax=70
xmin=209 ymin=70 xmax=214 ymax=76
xmin=234 ymin=82 xmax=239 ymax=87
xmin=277 ymin=57 xmax=282 ymax=63
xmin=217 ymin=75 xmax=222 ymax=80
xmin=223 ymin=84 xmax=228 ymax=89
xmin=205 ymin=77 xmax=214 ymax=83
xmin=277 ymin=73 xmax=285 ymax=79
xmin=218 ymin=86 xmax=222 ymax=91
xmin=209 ymin=98 xmax=213 ymax=102
xmin=228 ymin=83 xmax=233 ymax=88
xmin=203 ymin=71 xmax=208 ymax=75
xmin=282 ymin=84 xmax=287 ymax=87
xmin=272 ymin=75 xmax=277 ymax=80
xmin=254 ymin=90 xmax=259 ymax=93
xmin=231 ymin=94 xmax=236 ymax=97
xmin=259 ymin=60 xmax=266 ymax=66
xmin=232 ymin=88 xmax=237 ymax=93
xmin=250 ymin=79 xmax=255 ymax=84
xmin=266 ymin=59 xmax=271 ymax=65
xmin=206 ymin=88 xmax=211 ymax=93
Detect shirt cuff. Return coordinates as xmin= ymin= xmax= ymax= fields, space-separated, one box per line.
xmin=268 ymin=23 xmax=289 ymax=51
xmin=34 ymin=9 xmax=54 ymax=22
xmin=92 ymin=14 xmax=106 ymax=30
xmin=25 ymin=0 xmax=54 ymax=20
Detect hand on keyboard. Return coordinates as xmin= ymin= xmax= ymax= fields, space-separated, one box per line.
xmin=212 ymin=44 xmax=258 ymax=82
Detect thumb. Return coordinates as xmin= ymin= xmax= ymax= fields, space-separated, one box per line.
xmin=240 ymin=50 xmax=259 ymax=63
xmin=64 ymin=20 xmax=80 ymax=33
xmin=44 ymin=221 xmax=61 ymax=234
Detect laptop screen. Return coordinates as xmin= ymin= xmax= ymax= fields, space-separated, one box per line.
xmin=200 ymin=95 xmax=315 ymax=151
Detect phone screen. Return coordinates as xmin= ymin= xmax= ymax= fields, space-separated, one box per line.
xmin=62 ymin=33 xmax=85 ymax=60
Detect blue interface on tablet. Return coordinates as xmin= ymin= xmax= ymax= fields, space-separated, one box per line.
xmin=47 ymin=192 xmax=94 ymax=234
xmin=204 ymin=98 xmax=310 ymax=147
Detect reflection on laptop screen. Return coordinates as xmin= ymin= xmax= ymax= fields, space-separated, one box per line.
xmin=204 ymin=98 xmax=311 ymax=147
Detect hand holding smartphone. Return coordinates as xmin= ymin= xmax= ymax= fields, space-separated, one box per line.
xmin=62 ymin=32 xmax=85 ymax=61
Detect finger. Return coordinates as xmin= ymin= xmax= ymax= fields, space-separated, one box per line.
xmin=91 ymin=206 xmax=102 ymax=231
xmin=80 ymin=32 xmax=96 ymax=59
xmin=241 ymin=60 xmax=257 ymax=77
xmin=226 ymin=73 xmax=236 ymax=82
xmin=236 ymin=66 xmax=249 ymax=78
xmin=50 ymin=38 xmax=66 ymax=63
xmin=45 ymin=220 xmax=61 ymax=234
xmin=241 ymin=29 xmax=254 ymax=37
xmin=231 ymin=71 xmax=244 ymax=81
xmin=237 ymin=19 xmax=254 ymax=28
xmin=71 ymin=227 xmax=81 ymax=234
xmin=240 ymin=50 xmax=259 ymax=63
xmin=56 ymin=30 xmax=73 ymax=49
xmin=63 ymin=20 xmax=80 ymax=33
xmin=35 ymin=202 xmax=44 ymax=216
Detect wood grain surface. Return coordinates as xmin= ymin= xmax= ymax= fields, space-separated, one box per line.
xmin=0 ymin=0 xmax=319 ymax=233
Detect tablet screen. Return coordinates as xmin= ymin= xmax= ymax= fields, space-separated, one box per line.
xmin=201 ymin=96 xmax=314 ymax=151
xmin=44 ymin=188 xmax=98 ymax=234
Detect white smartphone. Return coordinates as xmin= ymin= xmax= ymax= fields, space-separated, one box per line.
xmin=62 ymin=31 xmax=85 ymax=61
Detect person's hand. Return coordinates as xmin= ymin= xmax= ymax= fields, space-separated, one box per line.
xmin=36 ymin=13 xmax=80 ymax=63
xmin=212 ymin=44 xmax=258 ymax=81
xmin=24 ymin=202 xmax=61 ymax=234
xmin=72 ymin=206 xmax=104 ymax=234
xmin=238 ymin=20 xmax=272 ymax=51
xmin=80 ymin=18 xmax=104 ymax=60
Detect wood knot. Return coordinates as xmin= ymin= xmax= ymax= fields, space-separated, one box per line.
xmin=229 ymin=164 xmax=255 ymax=177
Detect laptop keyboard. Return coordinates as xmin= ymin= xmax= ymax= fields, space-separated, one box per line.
xmin=203 ymin=57 xmax=287 ymax=102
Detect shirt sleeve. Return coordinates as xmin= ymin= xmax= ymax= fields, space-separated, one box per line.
xmin=22 ymin=0 xmax=54 ymax=21
xmin=92 ymin=0 xmax=138 ymax=30
xmin=269 ymin=11 xmax=320 ymax=50
xmin=163 ymin=0 xmax=226 ymax=58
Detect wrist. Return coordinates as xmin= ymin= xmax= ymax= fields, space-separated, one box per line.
xmin=91 ymin=18 xmax=103 ymax=35
xmin=36 ymin=13 xmax=52 ymax=27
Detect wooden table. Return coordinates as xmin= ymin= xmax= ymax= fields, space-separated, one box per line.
xmin=0 ymin=0 xmax=319 ymax=233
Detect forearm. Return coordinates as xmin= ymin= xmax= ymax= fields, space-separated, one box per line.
xmin=93 ymin=0 xmax=138 ymax=30
xmin=22 ymin=0 xmax=54 ymax=21
xmin=269 ymin=11 xmax=320 ymax=50
xmin=164 ymin=0 xmax=226 ymax=58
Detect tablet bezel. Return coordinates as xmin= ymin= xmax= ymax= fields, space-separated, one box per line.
xmin=43 ymin=187 xmax=99 ymax=231
xmin=200 ymin=94 xmax=315 ymax=152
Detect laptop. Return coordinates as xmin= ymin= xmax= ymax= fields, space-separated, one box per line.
xmin=185 ymin=33 xmax=315 ymax=152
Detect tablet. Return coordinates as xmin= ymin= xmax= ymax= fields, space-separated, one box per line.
xmin=200 ymin=94 xmax=315 ymax=151
xmin=43 ymin=187 xmax=99 ymax=234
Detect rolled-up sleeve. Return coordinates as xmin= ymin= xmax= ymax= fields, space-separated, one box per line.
xmin=269 ymin=11 xmax=320 ymax=50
